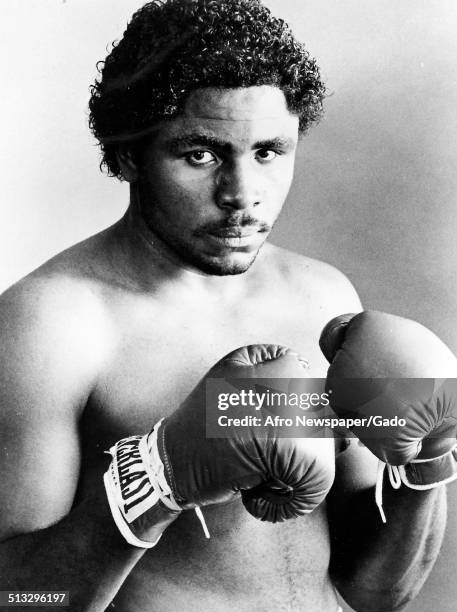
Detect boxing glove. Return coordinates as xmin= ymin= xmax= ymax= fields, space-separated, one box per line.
xmin=105 ymin=344 xmax=335 ymax=547
xmin=319 ymin=310 xmax=457 ymax=520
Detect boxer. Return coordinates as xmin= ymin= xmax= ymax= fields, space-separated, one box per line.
xmin=0 ymin=1 xmax=447 ymax=611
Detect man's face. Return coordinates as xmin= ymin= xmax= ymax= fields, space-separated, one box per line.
xmin=136 ymin=86 xmax=299 ymax=275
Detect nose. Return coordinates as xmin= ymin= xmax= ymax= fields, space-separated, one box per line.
xmin=215 ymin=160 xmax=262 ymax=210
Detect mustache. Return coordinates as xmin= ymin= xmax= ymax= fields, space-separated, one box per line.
xmin=195 ymin=216 xmax=271 ymax=236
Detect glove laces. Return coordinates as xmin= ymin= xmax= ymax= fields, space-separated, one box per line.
xmin=375 ymin=461 xmax=402 ymax=523
xmin=375 ymin=443 xmax=457 ymax=523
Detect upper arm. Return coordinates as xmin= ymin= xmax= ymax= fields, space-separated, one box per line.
xmin=0 ymin=280 xmax=103 ymax=540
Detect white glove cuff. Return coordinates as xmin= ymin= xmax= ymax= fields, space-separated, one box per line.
xmin=104 ymin=418 xmax=181 ymax=548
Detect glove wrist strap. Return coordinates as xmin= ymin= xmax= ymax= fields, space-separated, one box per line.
xmin=397 ymin=444 xmax=457 ymax=489
xmin=375 ymin=443 xmax=457 ymax=523
xmin=104 ymin=419 xmax=181 ymax=548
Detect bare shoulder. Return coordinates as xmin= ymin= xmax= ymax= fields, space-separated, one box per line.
xmin=0 ymin=251 xmax=112 ymax=386
xmin=0 ymin=223 xmax=117 ymax=346
xmin=260 ymin=243 xmax=362 ymax=315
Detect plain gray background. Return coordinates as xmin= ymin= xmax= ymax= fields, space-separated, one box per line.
xmin=1 ymin=1 xmax=456 ymax=610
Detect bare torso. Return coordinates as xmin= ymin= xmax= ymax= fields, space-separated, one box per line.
xmin=4 ymin=217 xmax=360 ymax=611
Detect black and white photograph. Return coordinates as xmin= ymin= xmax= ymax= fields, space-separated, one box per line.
xmin=1 ymin=1 xmax=457 ymax=610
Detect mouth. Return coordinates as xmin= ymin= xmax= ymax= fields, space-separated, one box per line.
xmin=210 ymin=226 xmax=261 ymax=239
xmin=206 ymin=225 xmax=267 ymax=250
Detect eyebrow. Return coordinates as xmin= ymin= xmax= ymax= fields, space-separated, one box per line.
xmin=165 ymin=133 xmax=296 ymax=154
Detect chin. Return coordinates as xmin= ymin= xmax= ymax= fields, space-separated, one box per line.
xmin=199 ymin=262 xmax=251 ymax=276
xmin=194 ymin=251 xmax=260 ymax=276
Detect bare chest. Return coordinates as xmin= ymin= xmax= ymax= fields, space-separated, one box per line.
xmin=87 ymin=290 xmax=328 ymax=439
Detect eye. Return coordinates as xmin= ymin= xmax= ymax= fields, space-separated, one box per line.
xmin=185 ymin=150 xmax=216 ymax=166
xmin=256 ymin=149 xmax=278 ymax=162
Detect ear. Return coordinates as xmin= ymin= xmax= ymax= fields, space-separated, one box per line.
xmin=115 ymin=145 xmax=139 ymax=182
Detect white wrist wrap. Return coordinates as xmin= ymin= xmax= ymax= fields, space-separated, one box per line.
xmin=104 ymin=418 xmax=181 ymax=548
xmin=375 ymin=443 xmax=457 ymax=523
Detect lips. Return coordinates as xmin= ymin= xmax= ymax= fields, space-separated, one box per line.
xmin=205 ymin=227 xmax=266 ymax=251
xmin=210 ymin=226 xmax=260 ymax=238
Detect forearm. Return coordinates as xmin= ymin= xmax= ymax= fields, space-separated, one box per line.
xmin=0 ymin=483 xmax=177 ymax=612
xmin=328 ymin=484 xmax=446 ymax=612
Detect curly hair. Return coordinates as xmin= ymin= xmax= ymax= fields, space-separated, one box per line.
xmin=88 ymin=0 xmax=326 ymax=179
